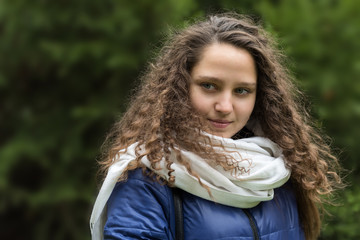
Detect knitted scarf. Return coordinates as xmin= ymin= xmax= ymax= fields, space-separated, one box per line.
xmin=89 ymin=134 xmax=290 ymax=239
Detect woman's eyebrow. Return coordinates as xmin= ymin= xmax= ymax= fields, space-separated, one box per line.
xmin=195 ymin=76 xmax=222 ymax=82
xmin=195 ymin=75 xmax=257 ymax=87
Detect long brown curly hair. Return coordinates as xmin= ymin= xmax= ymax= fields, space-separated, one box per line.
xmin=99 ymin=13 xmax=342 ymax=240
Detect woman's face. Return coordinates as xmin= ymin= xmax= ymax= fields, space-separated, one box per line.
xmin=189 ymin=43 xmax=257 ymax=138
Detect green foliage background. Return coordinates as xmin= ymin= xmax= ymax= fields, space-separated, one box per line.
xmin=0 ymin=0 xmax=359 ymax=239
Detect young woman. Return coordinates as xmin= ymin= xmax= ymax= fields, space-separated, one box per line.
xmin=90 ymin=13 xmax=341 ymax=240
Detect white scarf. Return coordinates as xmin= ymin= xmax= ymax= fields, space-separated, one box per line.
xmin=89 ymin=134 xmax=290 ymax=240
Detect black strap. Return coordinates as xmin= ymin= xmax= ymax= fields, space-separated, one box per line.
xmin=242 ymin=209 xmax=260 ymax=240
xmin=173 ymin=188 xmax=184 ymax=240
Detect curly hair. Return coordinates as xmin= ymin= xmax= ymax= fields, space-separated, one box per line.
xmin=99 ymin=13 xmax=342 ymax=240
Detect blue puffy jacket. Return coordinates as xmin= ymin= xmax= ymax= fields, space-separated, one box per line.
xmin=104 ymin=168 xmax=304 ymax=240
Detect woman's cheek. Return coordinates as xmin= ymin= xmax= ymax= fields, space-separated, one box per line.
xmin=191 ymin=92 xmax=211 ymax=115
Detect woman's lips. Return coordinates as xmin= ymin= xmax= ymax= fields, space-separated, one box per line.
xmin=208 ymin=119 xmax=232 ymax=129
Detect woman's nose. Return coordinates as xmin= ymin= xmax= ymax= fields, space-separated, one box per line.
xmin=214 ymin=93 xmax=233 ymax=114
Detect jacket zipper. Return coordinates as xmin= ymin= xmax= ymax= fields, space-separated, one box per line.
xmin=242 ymin=209 xmax=260 ymax=240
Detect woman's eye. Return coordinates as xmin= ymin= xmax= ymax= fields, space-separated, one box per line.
xmin=235 ymin=88 xmax=249 ymax=95
xmin=201 ymin=83 xmax=215 ymax=90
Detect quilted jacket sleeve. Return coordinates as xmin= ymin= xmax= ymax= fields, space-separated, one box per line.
xmin=104 ymin=169 xmax=175 ymax=240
